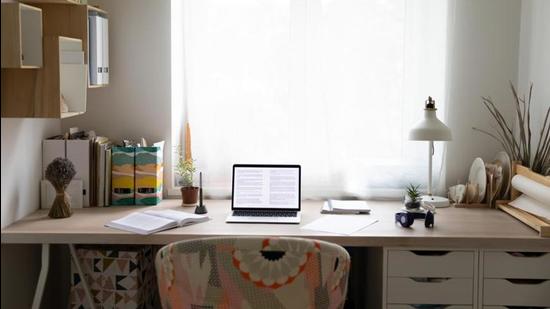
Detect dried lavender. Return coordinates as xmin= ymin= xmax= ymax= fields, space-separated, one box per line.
xmin=45 ymin=157 xmax=76 ymax=218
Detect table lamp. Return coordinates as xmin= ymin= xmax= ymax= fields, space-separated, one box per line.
xmin=409 ymin=96 xmax=452 ymax=208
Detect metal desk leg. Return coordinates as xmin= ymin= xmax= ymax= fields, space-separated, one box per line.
xmin=32 ymin=243 xmax=50 ymax=309
xmin=68 ymin=244 xmax=96 ymax=309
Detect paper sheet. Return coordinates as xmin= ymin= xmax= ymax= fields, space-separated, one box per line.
xmin=509 ymin=194 xmax=550 ymax=220
xmin=301 ymin=215 xmax=378 ymax=235
xmin=511 ymin=175 xmax=550 ymax=205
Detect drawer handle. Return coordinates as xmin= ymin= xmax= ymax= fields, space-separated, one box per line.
xmin=506 ymin=251 xmax=547 ymax=258
xmin=409 ymin=305 xmax=452 ymax=309
xmin=410 ymin=277 xmax=450 ymax=283
xmin=410 ymin=250 xmax=450 ymax=256
xmin=505 ymin=278 xmax=547 ymax=285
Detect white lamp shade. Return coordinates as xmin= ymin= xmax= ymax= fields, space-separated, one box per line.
xmin=409 ymin=109 xmax=452 ymax=141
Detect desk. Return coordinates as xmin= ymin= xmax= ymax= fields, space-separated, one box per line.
xmin=2 ymin=200 xmax=549 ymax=308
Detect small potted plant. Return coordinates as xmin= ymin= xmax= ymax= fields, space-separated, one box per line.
xmin=405 ymin=183 xmax=422 ymax=210
xmin=176 ymin=146 xmax=198 ymax=206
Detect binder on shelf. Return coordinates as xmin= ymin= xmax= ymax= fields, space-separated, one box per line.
xmin=100 ymin=15 xmax=109 ymax=84
xmin=135 ymin=146 xmax=163 ymax=205
xmin=88 ymin=12 xmax=103 ymax=85
xmin=111 ymin=147 xmax=135 ymax=205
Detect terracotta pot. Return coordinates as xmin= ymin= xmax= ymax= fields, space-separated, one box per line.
xmin=181 ymin=186 xmax=199 ymax=206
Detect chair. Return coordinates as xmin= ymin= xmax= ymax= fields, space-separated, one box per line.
xmin=155 ymin=236 xmax=351 ymax=309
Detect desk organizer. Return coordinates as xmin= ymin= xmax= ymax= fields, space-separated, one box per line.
xmin=497 ymin=164 xmax=550 ymax=237
xmin=111 ymin=146 xmax=163 ymax=206
xmin=111 ymin=147 xmax=135 ymax=205
xmin=69 ymin=245 xmax=159 ymax=308
xmin=135 ymin=146 xmax=163 ymax=205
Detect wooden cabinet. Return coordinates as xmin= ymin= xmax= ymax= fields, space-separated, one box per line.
xmin=1 ymin=3 xmax=43 ymax=68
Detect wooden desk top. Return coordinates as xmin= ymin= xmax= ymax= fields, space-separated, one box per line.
xmin=2 ymin=200 xmax=549 ymax=250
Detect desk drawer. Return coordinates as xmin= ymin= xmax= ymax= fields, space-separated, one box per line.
xmin=388 ymin=305 xmax=472 ymax=309
xmin=387 ymin=250 xmax=474 ymax=278
xmin=387 ymin=278 xmax=473 ymax=305
xmin=483 ymin=278 xmax=550 ymax=307
xmin=483 ymin=307 xmax=549 ymax=309
xmin=484 ymin=251 xmax=550 ymax=279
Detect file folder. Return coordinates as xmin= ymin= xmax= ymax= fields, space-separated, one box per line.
xmin=111 ymin=147 xmax=135 ymax=205
xmin=135 ymin=147 xmax=163 ymax=205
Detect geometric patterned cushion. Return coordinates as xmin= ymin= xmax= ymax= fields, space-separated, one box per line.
xmin=155 ymin=237 xmax=350 ymax=309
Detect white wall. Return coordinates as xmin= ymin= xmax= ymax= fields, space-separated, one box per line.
xmin=518 ymin=0 xmax=550 ymax=166
xmin=445 ymin=0 xmax=521 ymax=186
xmin=1 ymin=118 xmax=60 ymax=308
xmin=62 ymin=0 xmax=173 ymax=190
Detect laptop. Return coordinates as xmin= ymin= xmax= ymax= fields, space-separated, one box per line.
xmin=226 ymin=164 xmax=301 ymax=224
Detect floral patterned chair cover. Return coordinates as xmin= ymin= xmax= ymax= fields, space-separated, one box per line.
xmin=155 ymin=237 xmax=351 ymax=309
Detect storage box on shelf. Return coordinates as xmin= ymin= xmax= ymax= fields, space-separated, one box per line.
xmin=1 ymin=2 xmax=43 ymax=68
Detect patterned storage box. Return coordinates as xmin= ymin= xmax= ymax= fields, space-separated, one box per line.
xmin=111 ymin=147 xmax=135 ymax=205
xmin=135 ymin=147 xmax=163 ymax=205
xmin=70 ymin=245 xmax=159 ymax=309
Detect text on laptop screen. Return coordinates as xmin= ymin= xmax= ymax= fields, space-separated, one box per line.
xmin=233 ymin=166 xmax=300 ymax=209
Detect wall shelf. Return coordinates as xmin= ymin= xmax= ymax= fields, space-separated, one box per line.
xmin=1 ymin=36 xmax=87 ymax=118
xmin=1 ymin=3 xmax=43 ymax=69
xmin=31 ymin=3 xmax=109 ymax=88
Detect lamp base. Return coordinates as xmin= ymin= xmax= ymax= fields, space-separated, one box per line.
xmin=421 ymin=195 xmax=450 ymax=208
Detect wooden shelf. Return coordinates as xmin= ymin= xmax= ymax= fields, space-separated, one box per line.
xmin=1 ymin=3 xmax=43 ymax=68
xmin=31 ymin=3 xmax=109 ymax=88
xmin=1 ymin=36 xmax=87 ymax=118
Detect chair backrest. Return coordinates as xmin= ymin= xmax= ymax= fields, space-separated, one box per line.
xmin=155 ymin=236 xmax=350 ymax=309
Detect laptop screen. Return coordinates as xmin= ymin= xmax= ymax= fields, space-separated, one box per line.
xmin=232 ymin=164 xmax=301 ymax=211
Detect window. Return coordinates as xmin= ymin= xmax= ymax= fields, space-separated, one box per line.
xmin=171 ymin=0 xmax=448 ymax=198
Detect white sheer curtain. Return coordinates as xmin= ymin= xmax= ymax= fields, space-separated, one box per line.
xmin=171 ymin=0 xmax=448 ymax=199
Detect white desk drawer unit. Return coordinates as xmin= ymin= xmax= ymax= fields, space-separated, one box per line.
xmin=483 ymin=251 xmax=550 ymax=279
xmin=483 ymin=278 xmax=550 ymax=307
xmin=481 ymin=250 xmax=550 ymax=308
xmin=387 ymin=277 xmax=473 ymax=305
xmin=385 ymin=249 xmax=477 ymax=308
xmin=387 ymin=305 xmax=474 ymax=309
xmin=387 ymin=250 xmax=475 ymax=278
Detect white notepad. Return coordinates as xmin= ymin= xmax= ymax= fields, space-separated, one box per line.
xmin=322 ymin=200 xmax=371 ymax=214
xmin=301 ymin=215 xmax=378 ymax=235
xmin=105 ymin=209 xmax=208 ymax=235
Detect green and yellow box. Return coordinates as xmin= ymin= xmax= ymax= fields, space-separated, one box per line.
xmin=135 ymin=147 xmax=163 ymax=205
xmin=111 ymin=147 xmax=135 ymax=205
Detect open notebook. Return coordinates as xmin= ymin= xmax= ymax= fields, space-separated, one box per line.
xmin=105 ymin=209 xmax=208 ymax=235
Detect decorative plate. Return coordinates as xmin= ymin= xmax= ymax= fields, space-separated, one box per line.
xmin=468 ymin=157 xmax=486 ymax=203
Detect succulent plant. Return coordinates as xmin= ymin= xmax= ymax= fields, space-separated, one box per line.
xmin=406 ymin=184 xmax=421 ymax=203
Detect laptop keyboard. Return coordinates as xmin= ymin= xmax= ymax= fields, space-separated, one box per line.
xmin=233 ymin=210 xmax=298 ymax=217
